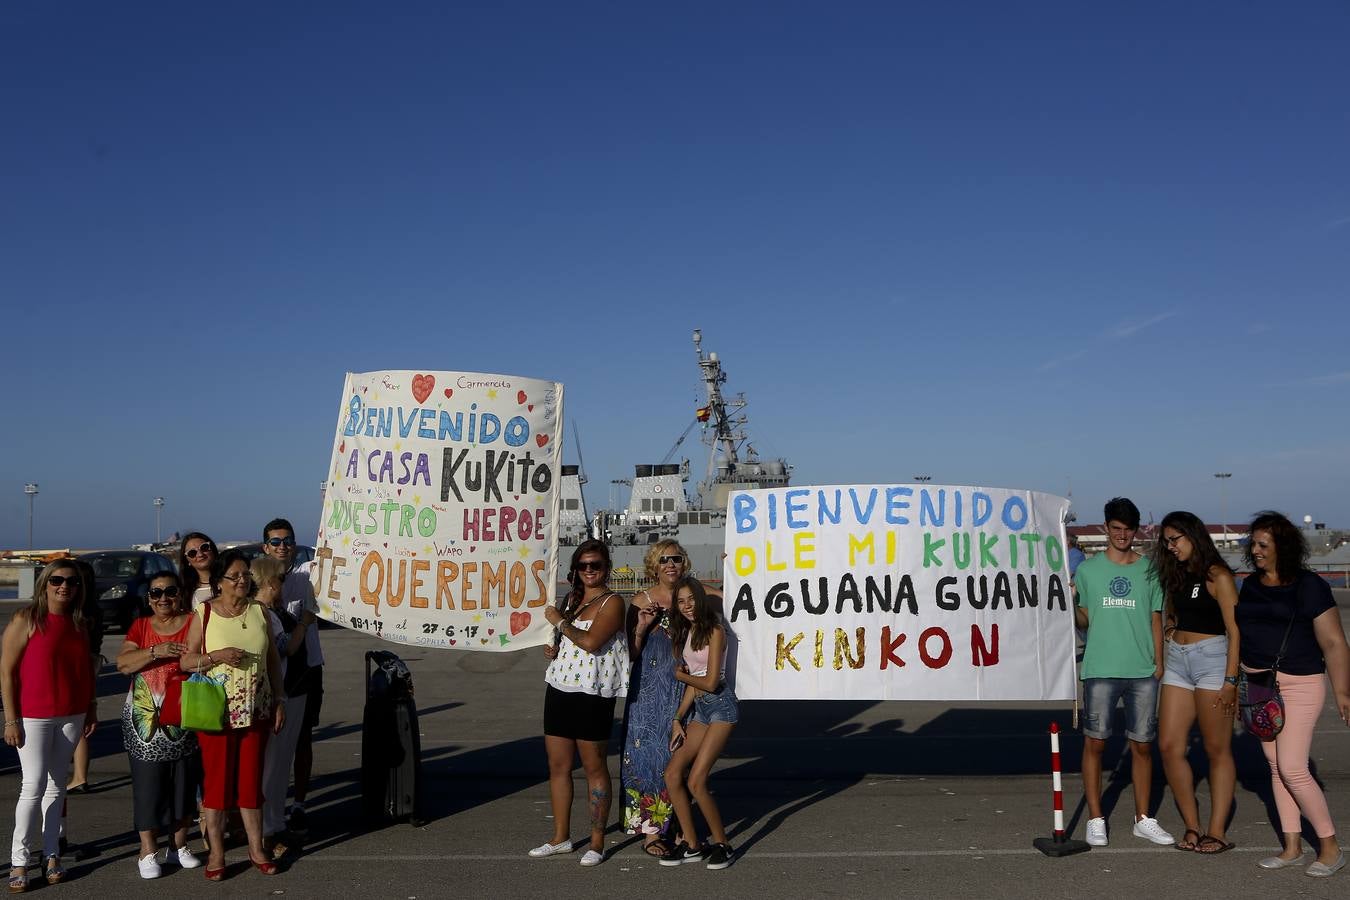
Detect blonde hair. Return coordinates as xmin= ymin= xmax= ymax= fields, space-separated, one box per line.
xmin=249 ymin=555 xmax=287 ymax=594
xmin=644 ymin=540 xmax=691 ymax=581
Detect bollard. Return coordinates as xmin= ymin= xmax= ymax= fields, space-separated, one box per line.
xmin=1033 ymin=722 xmax=1090 ymax=857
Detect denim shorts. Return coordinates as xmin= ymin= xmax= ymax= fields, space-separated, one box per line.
xmin=692 ymin=684 xmax=739 ymax=726
xmin=1161 ymin=635 xmax=1229 ymax=692
xmin=1082 ymin=676 xmax=1158 ymax=743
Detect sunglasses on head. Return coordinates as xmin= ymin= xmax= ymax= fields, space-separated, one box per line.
xmin=48 ymin=575 xmax=81 ymax=588
xmin=185 ymin=543 xmax=215 ymax=559
xmin=266 ymin=537 xmax=296 ymax=547
xmin=658 ymin=555 xmax=684 ymax=565
xmin=575 ymin=560 xmax=606 ymax=572
xmin=148 ymin=586 xmax=181 ymax=600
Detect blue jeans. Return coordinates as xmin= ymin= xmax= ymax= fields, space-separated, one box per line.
xmin=1082 ymin=677 xmax=1158 ymax=742
xmin=1161 ymin=635 xmax=1228 ymax=692
xmin=692 ymin=685 xmax=739 ymax=726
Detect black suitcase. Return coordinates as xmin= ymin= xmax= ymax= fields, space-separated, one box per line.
xmin=361 ymin=650 xmax=423 ymax=825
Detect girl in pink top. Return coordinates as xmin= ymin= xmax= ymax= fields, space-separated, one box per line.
xmin=661 ymin=578 xmax=739 ymax=870
xmin=0 ymin=561 xmax=98 ymax=891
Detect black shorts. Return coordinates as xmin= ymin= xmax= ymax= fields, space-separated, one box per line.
xmin=543 ymin=684 xmax=616 ymax=743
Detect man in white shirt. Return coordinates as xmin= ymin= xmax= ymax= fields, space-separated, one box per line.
xmin=263 ymin=517 xmax=324 ymax=837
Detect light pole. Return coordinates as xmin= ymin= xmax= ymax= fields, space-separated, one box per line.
xmin=153 ymin=497 xmax=165 ymax=543
xmin=23 ymin=484 xmax=38 ymax=550
xmin=1214 ymin=473 xmax=1232 ymax=547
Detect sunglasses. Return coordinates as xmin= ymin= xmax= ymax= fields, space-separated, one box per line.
xmin=658 ymin=555 xmax=684 ymax=565
xmin=148 ymin=586 xmax=182 ymax=600
xmin=185 ymin=543 xmax=215 ymax=559
xmin=48 ymin=575 xmax=82 ymax=588
xmin=266 ymin=537 xmax=296 ymax=547
xmin=575 ymin=560 xmax=606 ymax=572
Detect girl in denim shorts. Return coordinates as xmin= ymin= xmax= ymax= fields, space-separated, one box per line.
xmin=659 ymin=578 xmax=737 ymax=870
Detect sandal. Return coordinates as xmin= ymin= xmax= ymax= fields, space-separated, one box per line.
xmin=1175 ymin=828 xmax=1201 ymax=852
xmin=644 ymin=839 xmax=671 ymax=858
xmin=7 ymin=866 xmax=27 ymax=894
xmin=1195 ymin=834 xmax=1235 ymax=854
xmin=42 ymin=859 xmax=64 ymax=885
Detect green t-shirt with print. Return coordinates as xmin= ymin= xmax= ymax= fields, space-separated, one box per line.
xmin=1074 ymin=554 xmax=1163 ymax=680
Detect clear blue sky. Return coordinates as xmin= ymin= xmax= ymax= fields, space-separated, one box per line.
xmin=3 ymin=1 xmax=1348 ymax=549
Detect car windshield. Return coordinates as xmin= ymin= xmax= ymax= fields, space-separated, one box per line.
xmin=84 ymin=554 xmax=142 ymax=578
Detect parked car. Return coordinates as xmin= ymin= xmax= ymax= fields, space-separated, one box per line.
xmin=79 ymin=550 xmax=177 ymax=632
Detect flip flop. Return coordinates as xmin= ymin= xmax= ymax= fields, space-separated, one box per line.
xmin=1195 ymin=834 xmax=1235 ymax=854
xmin=1175 ymin=829 xmax=1201 ymax=852
xmin=644 ymin=840 xmax=671 ymax=858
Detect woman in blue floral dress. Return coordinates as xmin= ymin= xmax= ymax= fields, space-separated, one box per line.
xmin=620 ymin=541 xmax=721 ymax=857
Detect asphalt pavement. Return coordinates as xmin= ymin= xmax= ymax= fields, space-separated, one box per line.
xmin=1 ymin=593 xmax=1347 ymax=899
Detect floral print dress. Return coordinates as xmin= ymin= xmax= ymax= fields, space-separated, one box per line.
xmin=621 ymin=603 xmax=683 ymax=836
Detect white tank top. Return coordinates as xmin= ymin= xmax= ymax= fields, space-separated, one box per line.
xmin=544 ymin=594 xmax=630 ymax=698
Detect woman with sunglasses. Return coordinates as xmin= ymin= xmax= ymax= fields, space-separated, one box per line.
xmin=1 ymin=561 xmax=98 ymax=891
xmin=619 ymin=541 xmax=716 ymax=858
xmin=179 ymin=550 xmax=286 ymax=881
xmin=179 ymin=533 xmax=218 ymax=609
xmin=115 ymin=571 xmax=202 ymax=879
xmin=1151 ymin=511 xmax=1240 ymax=854
xmin=530 ymin=540 xmax=629 ymax=867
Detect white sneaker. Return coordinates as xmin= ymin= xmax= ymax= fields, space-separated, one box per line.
xmin=1132 ymin=816 xmax=1174 ymax=845
xmin=527 ymin=840 xmax=573 ymax=858
xmin=578 ymin=849 xmax=604 ymax=867
xmin=168 ymin=845 xmax=202 ymax=869
xmin=137 ymin=853 xmax=162 ymax=879
xmin=1085 ymin=817 xmax=1108 ymax=846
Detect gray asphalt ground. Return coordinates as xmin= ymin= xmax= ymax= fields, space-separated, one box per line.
xmin=1 ymin=593 xmax=1347 ymax=899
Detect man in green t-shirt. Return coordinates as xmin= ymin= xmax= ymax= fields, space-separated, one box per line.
xmin=1073 ymin=497 xmax=1173 ymax=848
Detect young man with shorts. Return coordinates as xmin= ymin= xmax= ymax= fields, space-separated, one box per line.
xmin=1074 ymin=497 xmax=1173 ymax=847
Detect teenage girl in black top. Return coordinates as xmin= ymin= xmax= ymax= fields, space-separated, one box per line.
xmin=1153 ymin=511 xmax=1240 ymax=854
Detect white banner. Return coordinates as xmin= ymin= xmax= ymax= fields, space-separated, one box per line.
xmin=311 ymin=370 xmax=563 ymax=650
xmin=724 ymin=484 xmax=1076 ymax=700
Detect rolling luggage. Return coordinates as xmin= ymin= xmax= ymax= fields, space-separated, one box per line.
xmin=361 ymin=649 xmax=423 ymax=825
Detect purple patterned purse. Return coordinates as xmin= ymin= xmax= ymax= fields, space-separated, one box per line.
xmin=1237 ymin=605 xmax=1296 ymax=741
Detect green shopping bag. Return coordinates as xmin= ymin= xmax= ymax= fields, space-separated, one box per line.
xmin=180 ymin=673 xmax=227 ymax=732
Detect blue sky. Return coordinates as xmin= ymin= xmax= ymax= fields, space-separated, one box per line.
xmin=2 ymin=1 xmax=1348 ymax=549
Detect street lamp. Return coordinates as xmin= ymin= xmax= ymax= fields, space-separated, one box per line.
xmin=153 ymin=497 xmax=165 ymax=543
xmin=1214 ymin=473 xmax=1232 ymax=547
xmin=23 ymin=484 xmax=38 ymax=550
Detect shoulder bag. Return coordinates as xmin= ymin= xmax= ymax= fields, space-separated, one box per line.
xmin=180 ymin=602 xmax=228 ymax=732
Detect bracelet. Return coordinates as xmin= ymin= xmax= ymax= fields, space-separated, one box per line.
xmin=1223 ymin=675 xmax=1239 ymax=686
xmin=150 ymin=645 xmax=157 ymax=660
xmin=3 ymin=720 xmax=19 ymax=728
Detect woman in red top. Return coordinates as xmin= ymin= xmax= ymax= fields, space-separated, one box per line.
xmin=0 ymin=561 xmax=98 ymax=891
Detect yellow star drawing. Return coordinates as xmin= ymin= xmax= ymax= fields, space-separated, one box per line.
xmin=423 ymin=545 xmax=434 ymax=556
xmin=413 ymin=494 xmax=421 ymax=504
xmin=394 ymin=441 xmax=402 ymax=451
xmin=472 ymin=614 xmax=484 ymax=623
xmin=342 ymin=535 xmax=351 ymax=546
xmin=487 ymin=389 xmax=498 ymax=399
xmin=518 ymin=545 xmax=532 ymax=558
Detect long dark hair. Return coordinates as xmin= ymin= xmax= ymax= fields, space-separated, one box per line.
xmin=668 ymin=576 xmax=720 ymax=658
xmin=561 ymin=539 xmax=611 ymax=617
xmin=178 ymin=531 xmax=218 ymax=600
xmin=1243 ymin=511 xmax=1308 ymax=584
xmin=1151 ymin=511 xmax=1231 ymax=613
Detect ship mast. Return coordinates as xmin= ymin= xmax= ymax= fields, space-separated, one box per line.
xmin=694 ymin=329 xmax=756 ymax=504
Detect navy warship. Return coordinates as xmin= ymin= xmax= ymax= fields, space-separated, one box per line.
xmin=557 ymin=329 xmax=790 ymax=586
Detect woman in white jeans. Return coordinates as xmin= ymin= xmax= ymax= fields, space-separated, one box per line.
xmin=250 ymin=556 xmax=313 ymax=859
xmin=1 ymin=561 xmax=98 ymax=891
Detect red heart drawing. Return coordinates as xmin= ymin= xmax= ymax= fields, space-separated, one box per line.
xmin=535 ymin=433 xmax=549 ymax=447
xmin=383 ymin=542 xmax=388 ymax=548
xmin=469 ymin=545 xmax=476 ymax=552
xmin=339 ymin=440 xmax=345 ymax=454
xmin=411 ymin=374 xmax=435 ymax=404
xmin=443 ymin=388 xmax=453 ymax=398
xmin=509 ymin=611 xmax=531 ymax=635
xmin=487 ymin=628 xmax=495 ymax=636
xmin=448 ymin=639 xmax=456 ymax=646
xmin=516 ymin=390 xmax=527 ymax=404
xmin=527 ymin=404 xmax=534 ymax=412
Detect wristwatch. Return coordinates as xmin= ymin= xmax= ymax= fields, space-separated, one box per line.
xmin=1223 ymin=675 xmax=1239 ymax=686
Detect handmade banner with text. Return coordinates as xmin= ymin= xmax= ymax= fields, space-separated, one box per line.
xmin=724 ymin=484 xmax=1076 ymax=700
xmin=311 ymin=370 xmax=563 ymax=651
